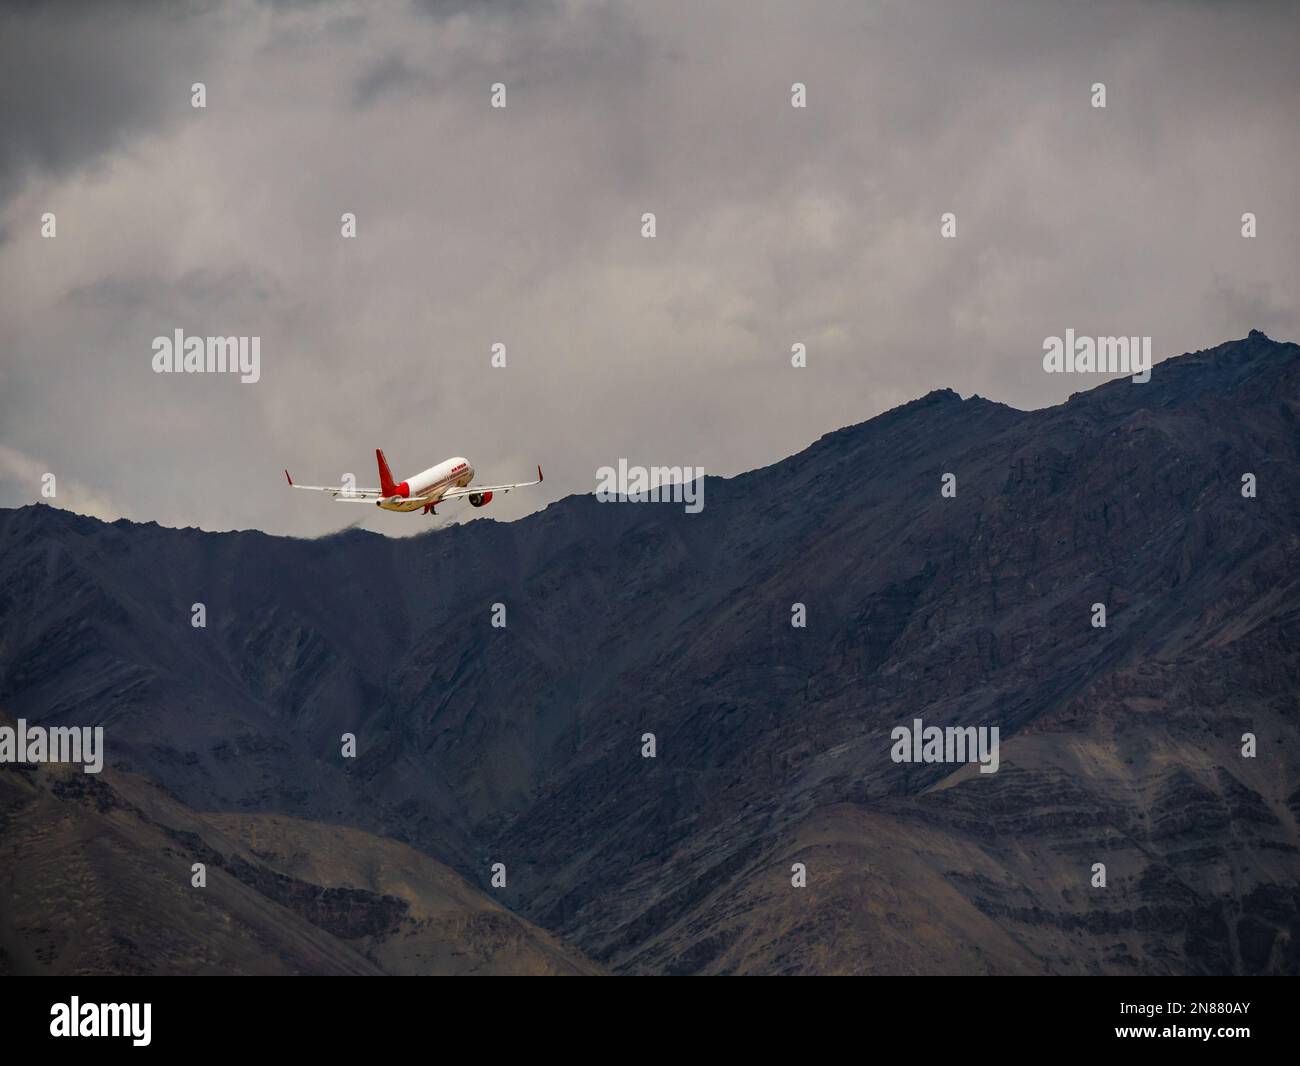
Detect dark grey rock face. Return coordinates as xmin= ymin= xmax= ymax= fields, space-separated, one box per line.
xmin=2 ymin=331 xmax=1298 ymax=974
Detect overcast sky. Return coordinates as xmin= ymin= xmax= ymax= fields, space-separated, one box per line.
xmin=1 ymin=0 xmax=1297 ymax=536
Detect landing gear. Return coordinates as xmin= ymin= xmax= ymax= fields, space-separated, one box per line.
xmin=423 ymin=503 xmax=437 ymax=516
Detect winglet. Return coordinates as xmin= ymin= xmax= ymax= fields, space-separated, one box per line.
xmin=284 ymin=469 xmax=293 ymax=486
xmin=538 ymin=464 xmax=544 ymax=483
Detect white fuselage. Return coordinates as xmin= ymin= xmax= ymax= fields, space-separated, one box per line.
xmin=379 ymin=456 xmax=474 ymax=511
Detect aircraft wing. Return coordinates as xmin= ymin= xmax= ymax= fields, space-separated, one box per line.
xmin=440 ymin=465 xmax=544 ymax=500
xmin=284 ymin=470 xmax=384 ymax=499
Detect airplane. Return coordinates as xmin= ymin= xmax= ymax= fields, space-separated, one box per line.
xmin=285 ymin=449 xmax=542 ymax=515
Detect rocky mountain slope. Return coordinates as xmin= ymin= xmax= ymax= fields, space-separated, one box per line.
xmin=1 ymin=330 xmax=1297 ymax=974
xmin=0 ymin=714 xmax=598 ymax=975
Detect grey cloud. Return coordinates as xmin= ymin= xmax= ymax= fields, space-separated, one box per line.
xmin=354 ymin=54 xmax=430 ymax=107
xmin=0 ymin=3 xmax=220 ymax=208
xmin=0 ymin=0 xmax=1296 ymax=538
xmin=412 ymin=0 xmax=555 ymax=20
xmin=1210 ymin=275 xmax=1300 ymax=340
xmin=63 ymin=268 xmax=279 ymax=316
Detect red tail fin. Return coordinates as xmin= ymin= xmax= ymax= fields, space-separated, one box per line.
xmin=376 ymin=448 xmax=399 ymax=497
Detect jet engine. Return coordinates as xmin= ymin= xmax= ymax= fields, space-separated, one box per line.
xmin=468 ymin=492 xmax=493 ymax=507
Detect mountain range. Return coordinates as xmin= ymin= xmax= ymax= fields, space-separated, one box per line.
xmin=2 ymin=330 xmax=1297 ymax=975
